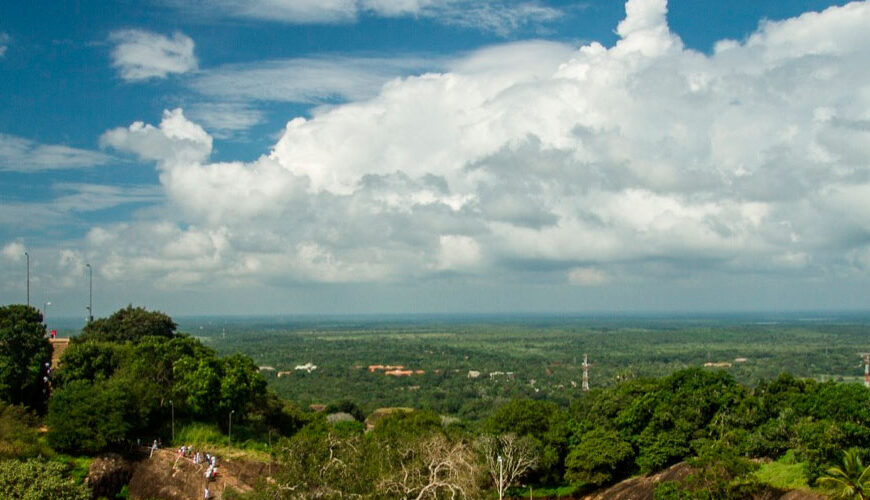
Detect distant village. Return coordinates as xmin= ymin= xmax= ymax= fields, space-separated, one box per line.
xmin=256 ymin=357 xmax=755 ymax=393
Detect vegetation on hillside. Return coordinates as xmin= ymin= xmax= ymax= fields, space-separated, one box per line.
xmin=190 ymin=316 xmax=870 ymax=420
xmin=0 ymin=305 xmax=51 ymax=412
xmin=2 ymin=304 xmax=870 ymax=498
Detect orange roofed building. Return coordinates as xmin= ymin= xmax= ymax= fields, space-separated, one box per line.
xmin=368 ymin=365 xmax=405 ymax=372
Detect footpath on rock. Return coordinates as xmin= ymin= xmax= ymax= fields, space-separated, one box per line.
xmin=93 ymin=453 xmax=829 ymax=500
xmin=577 ymin=462 xmax=827 ymax=500
xmin=122 ymin=447 xmax=275 ymax=500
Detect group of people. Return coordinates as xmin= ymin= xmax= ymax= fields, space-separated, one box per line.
xmin=198 ymin=450 xmax=219 ymax=500
xmin=174 ymin=445 xmax=219 ymax=475
xmin=175 ymin=445 xmax=221 ymax=499
xmin=146 ymin=440 xmax=221 ymax=498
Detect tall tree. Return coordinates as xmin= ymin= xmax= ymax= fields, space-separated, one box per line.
xmin=484 ymin=399 xmax=569 ymax=482
xmin=46 ymin=379 xmax=131 ymax=454
xmin=77 ymin=305 xmax=176 ymax=343
xmin=564 ymin=427 xmax=634 ymax=489
xmin=0 ymin=305 xmax=51 ymax=411
xmin=477 ymin=433 xmax=539 ymax=499
xmin=52 ymin=341 xmax=120 ymax=388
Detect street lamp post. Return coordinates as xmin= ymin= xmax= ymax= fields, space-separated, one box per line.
xmin=170 ymin=400 xmax=175 ymax=443
xmin=43 ymin=301 xmax=51 ymax=328
xmin=85 ymin=264 xmax=93 ymax=323
xmin=25 ymin=252 xmax=30 ymax=306
xmin=497 ymin=455 xmax=504 ymax=500
xmin=229 ymin=410 xmax=235 ymax=446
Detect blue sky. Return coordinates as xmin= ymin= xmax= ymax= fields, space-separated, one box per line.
xmin=2 ymin=0 xmax=870 ymax=318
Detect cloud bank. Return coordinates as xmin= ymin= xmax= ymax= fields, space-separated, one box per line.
xmin=110 ymin=30 xmax=198 ymax=81
xmin=190 ymin=55 xmax=443 ymax=105
xmin=0 ymin=133 xmax=112 ymax=172
xmin=171 ymin=0 xmax=561 ymax=35
xmin=28 ymin=0 xmax=870 ymax=300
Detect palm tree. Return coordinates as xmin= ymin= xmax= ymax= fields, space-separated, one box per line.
xmin=818 ymin=449 xmax=870 ymax=500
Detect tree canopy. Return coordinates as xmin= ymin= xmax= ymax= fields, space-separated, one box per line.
xmin=77 ymin=305 xmax=176 ymax=343
xmin=46 ymin=379 xmax=132 ymax=454
xmin=0 ymin=305 xmax=51 ymax=411
xmin=49 ymin=305 xmax=271 ymax=453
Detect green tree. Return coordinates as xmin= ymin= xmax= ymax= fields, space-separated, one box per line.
xmin=818 ymin=449 xmax=870 ymax=500
xmin=175 ymin=357 xmax=222 ymax=418
xmin=77 ymin=305 xmax=176 ymax=343
xmin=46 ymin=379 xmax=132 ymax=454
xmin=564 ymin=427 xmax=634 ymax=489
xmin=484 ymin=399 xmax=570 ymax=483
xmin=615 ymin=368 xmax=744 ymax=473
xmin=325 ymin=400 xmax=365 ymax=421
xmin=372 ymin=409 xmax=443 ymax=445
xmin=0 ymin=459 xmax=90 ymax=500
xmin=0 ymin=305 xmax=51 ymax=411
xmin=220 ymin=353 xmax=268 ymax=420
xmin=52 ymin=341 xmax=120 ymax=387
xmin=795 ymin=417 xmax=848 ymax=478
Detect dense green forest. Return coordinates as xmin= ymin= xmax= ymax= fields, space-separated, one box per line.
xmin=182 ymin=315 xmax=870 ymax=419
xmin=3 ymin=305 xmax=870 ymax=499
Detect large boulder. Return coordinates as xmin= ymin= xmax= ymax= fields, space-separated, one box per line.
xmin=87 ymin=453 xmax=134 ymax=499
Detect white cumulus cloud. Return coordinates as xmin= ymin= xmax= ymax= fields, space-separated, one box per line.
xmin=100 ymin=108 xmax=212 ymax=165
xmin=110 ymin=30 xmax=198 ymax=81
xmin=2 ymin=241 xmax=26 ymax=262
xmin=89 ymin=0 xmax=870 ymax=293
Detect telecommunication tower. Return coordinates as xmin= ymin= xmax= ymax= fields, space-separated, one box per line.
xmin=860 ymin=353 xmax=870 ymax=388
xmin=582 ymin=354 xmax=590 ymax=392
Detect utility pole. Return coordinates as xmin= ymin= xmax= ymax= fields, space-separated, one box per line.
xmin=229 ymin=410 xmax=235 ymax=446
xmin=582 ymin=354 xmax=590 ymax=392
xmin=860 ymin=353 xmax=870 ymax=388
xmin=85 ymin=263 xmax=93 ymax=323
xmin=25 ymin=252 xmax=30 ymax=306
xmin=170 ymin=400 xmax=175 ymax=443
xmin=497 ymin=455 xmax=504 ymax=500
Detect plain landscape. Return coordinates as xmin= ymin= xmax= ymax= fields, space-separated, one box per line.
xmin=5 ymin=0 xmax=870 ymax=497
xmin=1 ymin=308 xmax=862 ymax=499
xmin=177 ymin=313 xmax=870 ymax=417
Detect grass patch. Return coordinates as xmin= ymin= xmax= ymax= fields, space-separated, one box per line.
xmin=50 ymin=454 xmax=93 ymax=483
xmin=171 ymin=422 xmax=272 ymax=462
xmin=507 ymin=484 xmax=577 ymax=499
xmin=754 ymin=451 xmax=810 ymax=491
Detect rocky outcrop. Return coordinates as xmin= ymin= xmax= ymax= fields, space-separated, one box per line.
xmin=578 ymin=462 xmax=694 ymax=500
xmin=87 ymin=454 xmax=135 ymax=499
xmin=124 ymin=452 xmax=828 ymax=500
xmin=128 ymin=448 xmax=275 ymax=500
xmin=577 ymin=462 xmax=827 ymax=500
